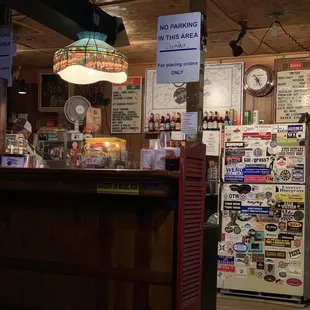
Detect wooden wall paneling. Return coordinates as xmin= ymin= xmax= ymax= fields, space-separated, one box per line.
xmin=112 ymin=211 xmax=136 ymax=310
xmin=150 ymin=210 xmax=174 ymax=310
xmin=132 ymin=209 xmax=154 ymax=310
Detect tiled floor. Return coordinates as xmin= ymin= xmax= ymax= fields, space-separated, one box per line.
xmin=218 ymin=296 xmax=309 ymax=310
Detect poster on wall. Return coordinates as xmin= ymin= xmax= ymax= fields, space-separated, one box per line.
xmin=276 ymin=58 xmax=310 ymax=123
xmin=111 ymin=77 xmax=142 ymax=134
xmin=145 ymin=63 xmax=243 ymax=129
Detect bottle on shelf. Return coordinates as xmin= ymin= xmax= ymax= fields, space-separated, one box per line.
xmin=207 ymin=111 xmax=213 ymax=130
xmin=218 ymin=117 xmax=224 ymax=126
xmin=154 ymin=113 xmax=160 ymax=131
xmin=171 ymin=113 xmax=176 ymax=131
xmin=213 ymin=111 xmax=219 ymax=130
xmin=145 ymin=117 xmax=149 ymax=132
xmin=202 ymin=112 xmax=208 ymax=130
xmin=149 ymin=113 xmax=155 ymax=132
xmin=165 ymin=113 xmax=171 ymax=131
xmin=160 ymin=116 xmax=166 ymax=131
xmin=175 ymin=112 xmax=181 ymax=131
xmin=228 ymin=109 xmax=235 ymax=125
xmin=223 ymin=111 xmax=230 ymax=126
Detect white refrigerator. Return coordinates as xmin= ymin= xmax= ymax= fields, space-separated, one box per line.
xmin=217 ymin=123 xmax=310 ymax=301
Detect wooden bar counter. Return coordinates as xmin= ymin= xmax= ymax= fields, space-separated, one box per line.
xmin=0 ymin=144 xmax=206 ymax=310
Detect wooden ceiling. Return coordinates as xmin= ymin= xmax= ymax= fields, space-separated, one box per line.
xmin=13 ymin=0 xmax=310 ymax=68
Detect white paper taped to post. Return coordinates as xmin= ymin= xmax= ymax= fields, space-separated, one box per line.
xmin=156 ymin=12 xmax=201 ymax=84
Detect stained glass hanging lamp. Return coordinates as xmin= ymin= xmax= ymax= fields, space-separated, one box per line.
xmin=53 ymin=31 xmax=128 ymax=85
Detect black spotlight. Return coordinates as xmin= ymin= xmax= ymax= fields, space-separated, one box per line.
xmin=229 ymin=21 xmax=247 ymax=57
xmin=229 ymin=40 xmax=244 ymax=57
xmin=18 ymin=79 xmax=26 ymax=95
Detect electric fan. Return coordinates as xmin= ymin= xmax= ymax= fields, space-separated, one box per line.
xmin=64 ymin=95 xmax=91 ymax=132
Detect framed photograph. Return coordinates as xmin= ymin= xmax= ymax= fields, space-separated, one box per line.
xmin=38 ymin=70 xmax=74 ymax=112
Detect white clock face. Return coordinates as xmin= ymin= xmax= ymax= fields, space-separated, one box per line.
xmin=246 ymin=68 xmax=268 ymax=91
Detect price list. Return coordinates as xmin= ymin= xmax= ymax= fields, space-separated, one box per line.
xmin=276 ymin=70 xmax=310 ymax=123
xmin=111 ymin=77 xmax=142 ymax=134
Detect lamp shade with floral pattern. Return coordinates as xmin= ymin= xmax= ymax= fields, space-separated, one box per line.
xmin=53 ymin=31 xmax=128 ymax=85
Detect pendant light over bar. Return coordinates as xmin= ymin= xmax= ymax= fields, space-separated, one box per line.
xmin=53 ymin=31 xmax=128 ymax=85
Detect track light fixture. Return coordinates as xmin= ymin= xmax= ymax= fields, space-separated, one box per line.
xmin=229 ymin=21 xmax=247 ymax=57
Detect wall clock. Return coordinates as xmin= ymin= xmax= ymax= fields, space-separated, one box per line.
xmin=244 ymin=65 xmax=274 ymax=97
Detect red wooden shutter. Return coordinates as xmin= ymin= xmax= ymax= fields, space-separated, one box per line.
xmin=177 ymin=143 xmax=206 ymax=310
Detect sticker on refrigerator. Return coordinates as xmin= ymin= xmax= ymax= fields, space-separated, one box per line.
xmin=218 ymin=255 xmax=234 ymax=265
xmin=288 ymin=268 xmax=302 ymax=277
xmin=287 ymin=221 xmax=303 ymax=233
xmin=265 ymin=224 xmax=278 ymax=232
xmin=240 ymin=206 xmax=269 ymax=215
xmin=278 ymin=233 xmax=294 ymax=241
xmin=265 ymin=251 xmax=286 ymax=259
xmin=217 ymin=264 xmax=235 ymax=272
xmin=257 ymin=262 xmax=264 ymax=270
xmin=293 ymin=210 xmax=304 ymax=221
xmin=265 ymin=238 xmax=291 ymax=248
xmin=236 ymin=266 xmax=247 ymax=278
xmin=233 ymin=242 xmax=248 ymax=253
xmin=292 ymin=169 xmax=304 ymax=182
xmin=218 ymin=242 xmax=227 ymax=254
xmin=280 ymin=210 xmax=294 ymax=221
xmin=247 ymin=243 xmax=263 ymax=253
xmin=288 ymin=248 xmax=301 ymax=259
xmin=223 ymin=201 xmax=241 ymax=210
xmin=287 ymin=278 xmax=302 ymax=287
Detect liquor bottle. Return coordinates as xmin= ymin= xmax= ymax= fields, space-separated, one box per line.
xmin=228 ymin=109 xmax=235 ymax=125
xmin=223 ymin=111 xmax=230 ymax=126
xmin=175 ymin=112 xmax=181 ymax=131
xmin=160 ymin=116 xmax=166 ymax=131
xmin=165 ymin=114 xmax=171 ymax=131
xmin=213 ymin=111 xmax=219 ymax=130
xmin=218 ymin=117 xmax=224 ymax=125
xmin=207 ymin=111 xmax=213 ymax=130
xmin=202 ymin=112 xmax=208 ymax=130
xmin=154 ymin=113 xmax=160 ymax=131
xmin=171 ymin=113 xmax=176 ymax=131
xmin=145 ymin=118 xmax=149 ymax=132
xmin=149 ymin=113 xmax=155 ymax=132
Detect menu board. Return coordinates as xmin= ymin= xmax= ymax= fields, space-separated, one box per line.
xmin=223 ymin=124 xmax=306 ymax=183
xmin=111 ymin=77 xmax=142 ymax=134
xmin=276 ymin=59 xmax=310 ymax=123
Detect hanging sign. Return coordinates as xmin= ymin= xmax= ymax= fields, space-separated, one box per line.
xmin=156 ymin=12 xmax=202 ymax=84
xmin=276 ymin=58 xmax=310 ymax=123
xmin=0 ymin=24 xmax=13 ymax=87
xmin=111 ymin=77 xmax=142 ymax=134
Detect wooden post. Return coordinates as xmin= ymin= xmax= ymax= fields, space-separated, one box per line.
xmin=186 ymin=0 xmax=207 ymax=145
xmin=0 ymin=5 xmax=9 ymax=153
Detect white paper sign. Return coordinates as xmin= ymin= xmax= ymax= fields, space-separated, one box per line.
xmin=1 ymin=156 xmax=24 ymax=168
xmin=111 ymin=77 xmax=142 ymax=134
xmin=157 ymin=12 xmax=201 ymax=84
xmin=202 ymin=130 xmax=220 ymax=156
xmin=171 ymin=131 xmax=185 ymax=141
xmin=0 ymin=24 xmax=13 ymax=87
xmin=181 ymin=112 xmax=198 ymax=134
xmin=276 ymin=70 xmax=310 ymax=123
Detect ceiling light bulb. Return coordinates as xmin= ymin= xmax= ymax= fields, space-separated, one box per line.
xmin=271 ymin=21 xmax=278 ymax=37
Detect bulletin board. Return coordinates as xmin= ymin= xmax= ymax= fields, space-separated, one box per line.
xmin=275 ymin=58 xmax=310 ymax=123
xmin=145 ymin=63 xmax=244 ymax=127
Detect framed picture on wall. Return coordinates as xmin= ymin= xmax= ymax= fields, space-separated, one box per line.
xmin=38 ymin=70 xmax=74 ymax=112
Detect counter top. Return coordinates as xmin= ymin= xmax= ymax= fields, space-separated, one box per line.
xmin=0 ymin=168 xmax=179 ymax=197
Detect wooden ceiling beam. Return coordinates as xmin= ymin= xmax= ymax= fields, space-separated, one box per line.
xmin=207 ymin=0 xmax=278 ymax=54
xmin=99 ymin=0 xmax=151 ymax=6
